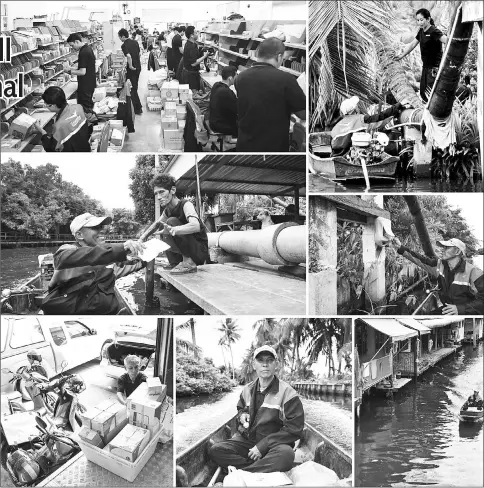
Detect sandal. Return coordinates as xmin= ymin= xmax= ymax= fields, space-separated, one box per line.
xmin=170 ymin=262 xmax=197 ymax=274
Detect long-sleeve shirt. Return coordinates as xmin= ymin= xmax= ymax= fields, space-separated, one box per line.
xmin=397 ymin=244 xmax=484 ymax=315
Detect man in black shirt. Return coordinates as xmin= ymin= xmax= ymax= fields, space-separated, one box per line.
xmin=235 ymin=38 xmax=306 ymax=152
xmin=67 ymin=33 xmax=96 ymax=114
xmin=209 ymin=65 xmax=238 ymax=137
xmin=118 ymin=28 xmax=143 ymax=115
xmin=394 ymin=8 xmax=447 ymax=102
xmin=117 ymin=355 xmax=148 ymax=404
xmin=182 ymin=26 xmax=209 ymax=91
xmin=172 ymin=27 xmax=184 ymax=81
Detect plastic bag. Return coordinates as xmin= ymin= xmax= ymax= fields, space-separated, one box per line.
xmin=223 ymin=466 xmax=247 ymax=487
xmin=288 ymin=461 xmax=340 ymax=487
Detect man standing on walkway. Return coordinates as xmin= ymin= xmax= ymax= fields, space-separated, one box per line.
xmin=66 ymin=33 xmax=96 ymax=114
xmin=209 ymin=345 xmax=304 ymax=473
xmin=235 ymin=38 xmax=306 ymax=152
xmin=182 ymin=26 xmax=209 ymax=92
xmin=119 ymin=28 xmax=143 ymax=115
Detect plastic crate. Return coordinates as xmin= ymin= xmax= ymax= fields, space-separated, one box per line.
xmin=78 ymin=425 xmax=161 ymax=482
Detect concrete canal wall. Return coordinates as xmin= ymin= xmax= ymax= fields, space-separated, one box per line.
xmin=292 ymin=382 xmax=351 ymax=397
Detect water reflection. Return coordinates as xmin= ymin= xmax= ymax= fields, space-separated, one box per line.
xmin=309 ymin=174 xmax=483 ymax=193
xmin=356 ymin=344 xmax=483 ymax=487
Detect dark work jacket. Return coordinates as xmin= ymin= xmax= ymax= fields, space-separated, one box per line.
xmin=237 ymin=376 xmax=304 ymax=456
xmin=209 ymin=82 xmax=238 ymax=136
xmin=331 ymin=103 xmax=403 ymax=157
xmin=42 ymin=243 xmax=144 ymax=315
xmin=397 ymin=245 xmax=484 ymax=315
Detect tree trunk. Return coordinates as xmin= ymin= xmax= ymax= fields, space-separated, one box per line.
xmin=229 ymin=345 xmax=235 ymax=380
xmin=190 ymin=318 xmax=198 ymax=359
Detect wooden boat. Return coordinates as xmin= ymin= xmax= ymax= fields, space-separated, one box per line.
xmin=1 ymin=273 xmax=135 ymax=315
xmin=459 ymin=406 xmax=484 ymax=423
xmin=175 ymin=415 xmax=352 ymax=487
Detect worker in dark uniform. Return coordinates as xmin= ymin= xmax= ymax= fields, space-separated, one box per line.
xmin=118 ymin=28 xmax=143 ymax=115
xmin=66 ymin=33 xmax=96 ymax=114
xmin=41 ymin=213 xmax=146 ymax=315
xmin=394 ymin=8 xmax=448 ymax=102
xmin=182 ymin=26 xmax=209 ymax=91
xmin=209 ymin=65 xmax=238 ymax=137
xmin=171 ymin=27 xmax=184 ymax=80
xmin=392 ymin=237 xmax=483 ymax=315
xmin=235 ymin=38 xmax=306 ymax=152
xmin=209 ymin=345 xmax=304 ymax=473
xmin=151 ymin=173 xmax=209 ymax=274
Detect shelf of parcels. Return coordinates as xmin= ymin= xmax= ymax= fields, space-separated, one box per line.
xmin=201 ymin=30 xmax=306 ymax=50
xmin=217 ymin=46 xmax=250 ymax=59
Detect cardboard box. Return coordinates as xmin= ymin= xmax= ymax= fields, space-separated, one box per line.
xmin=110 ymin=128 xmax=124 ymax=146
xmin=146 ymin=377 xmax=164 ymax=396
xmin=8 ymin=113 xmax=37 ymax=141
xmin=106 ymin=403 xmax=128 ymax=426
xmin=148 ymin=89 xmax=161 ymax=98
xmin=178 ymin=84 xmax=190 ymax=95
xmin=92 ymin=410 xmax=117 ymax=436
xmin=161 ymin=82 xmax=179 ymax=99
xmin=101 ymin=417 xmax=129 ymax=446
xmin=163 ymin=129 xmax=184 ymax=144
xmin=80 ymin=407 xmax=100 ymax=429
xmin=161 ymin=117 xmax=178 ymax=130
xmin=93 ymin=87 xmax=107 ymax=102
xmin=107 ymin=424 xmax=151 ymax=462
xmin=129 ymin=395 xmax=162 ymax=423
xmin=164 ymin=101 xmax=177 ymax=117
xmin=131 ymin=417 xmax=160 ymax=439
xmin=79 ymin=426 xmax=104 ymax=448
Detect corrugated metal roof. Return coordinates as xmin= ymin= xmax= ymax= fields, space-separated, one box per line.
xmin=361 ymin=318 xmax=418 ymax=341
xmin=398 ymin=318 xmax=431 ymax=335
xmin=173 ymin=155 xmax=306 ymax=196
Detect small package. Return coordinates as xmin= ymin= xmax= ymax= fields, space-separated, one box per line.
xmin=161 ymin=117 xmax=178 ymax=130
xmin=80 ymin=407 xmax=100 ymax=429
xmin=129 ymin=395 xmax=162 ymax=423
xmin=93 ymin=87 xmax=107 ymax=102
xmin=106 ymin=424 xmax=151 ymax=462
xmin=110 ymin=128 xmax=124 ymax=146
xmin=8 ymin=113 xmax=37 ymax=140
xmin=178 ymin=84 xmax=190 ymax=95
xmin=146 ymin=377 xmax=164 ymax=396
xmin=101 ymin=417 xmax=129 ymax=445
xmin=91 ymin=410 xmax=117 ymax=436
xmin=176 ymin=106 xmax=187 ymax=120
xmin=164 ymin=101 xmax=177 ymax=117
xmin=79 ymin=426 xmax=104 ymax=448
xmin=161 ymin=81 xmax=179 ymax=99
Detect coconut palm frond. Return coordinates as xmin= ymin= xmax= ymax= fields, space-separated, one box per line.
xmin=176 ymin=319 xmax=194 ymax=331
xmin=176 ymin=338 xmax=202 ymax=355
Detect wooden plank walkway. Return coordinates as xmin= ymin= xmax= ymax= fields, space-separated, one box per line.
xmin=375 ymin=377 xmax=412 ymax=393
xmin=156 ymin=263 xmax=306 ymax=315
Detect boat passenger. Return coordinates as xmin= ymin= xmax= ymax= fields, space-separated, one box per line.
xmin=331 ymin=96 xmax=409 ymax=157
xmin=394 ymin=8 xmax=448 ymax=103
xmin=462 ymin=390 xmax=483 ymax=410
xmin=391 ymin=237 xmax=484 ymax=315
xmin=152 ymin=173 xmax=209 ymax=275
xmin=209 ymin=345 xmax=304 ymax=474
xmin=116 ymin=355 xmax=147 ymax=405
xmin=41 ymin=213 xmax=146 ymax=315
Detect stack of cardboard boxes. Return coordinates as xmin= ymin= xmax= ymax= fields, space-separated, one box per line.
xmin=160 ymin=81 xmax=190 ymax=151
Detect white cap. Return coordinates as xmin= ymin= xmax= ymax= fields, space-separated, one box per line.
xmin=340 ymin=96 xmax=359 ymax=115
xmin=437 ymin=238 xmax=466 ymax=256
xmin=253 ymin=345 xmax=277 ymax=360
xmin=70 ymin=213 xmax=112 ymax=235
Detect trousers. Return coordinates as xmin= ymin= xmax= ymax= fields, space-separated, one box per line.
xmin=420 ymin=66 xmax=438 ymax=102
xmin=208 ymin=435 xmax=295 ymax=473
xmin=161 ymin=217 xmax=208 ymax=266
xmin=126 ymin=68 xmax=142 ymax=113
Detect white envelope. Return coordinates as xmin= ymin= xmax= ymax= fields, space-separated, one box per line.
xmin=138 ymin=239 xmax=171 ymax=262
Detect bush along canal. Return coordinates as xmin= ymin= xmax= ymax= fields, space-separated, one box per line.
xmin=356 ymin=343 xmax=483 ymax=487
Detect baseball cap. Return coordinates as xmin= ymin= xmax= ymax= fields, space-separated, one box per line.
xmin=70 ymin=213 xmax=112 ymax=235
xmin=436 ymin=238 xmax=466 ymax=256
xmin=340 ymin=96 xmax=359 ymax=115
xmin=253 ymin=345 xmax=277 ymax=360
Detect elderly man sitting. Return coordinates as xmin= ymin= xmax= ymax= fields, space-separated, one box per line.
xmin=331 ymin=96 xmax=409 ymax=157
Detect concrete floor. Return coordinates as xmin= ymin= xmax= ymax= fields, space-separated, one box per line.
xmin=123 ymin=62 xmax=162 ymax=153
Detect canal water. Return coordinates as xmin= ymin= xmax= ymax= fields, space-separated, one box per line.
xmin=309 ymin=175 xmax=483 ymax=193
xmin=356 ymin=343 xmax=483 ymax=487
xmin=176 ymin=387 xmax=352 ymax=454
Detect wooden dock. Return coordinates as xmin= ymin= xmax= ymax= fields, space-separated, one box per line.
xmin=417 ymin=345 xmax=462 ymax=375
xmin=375 ymin=377 xmax=413 ymax=393
xmin=156 ymin=262 xmax=306 ymax=315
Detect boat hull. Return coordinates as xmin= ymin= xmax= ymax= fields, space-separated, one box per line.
xmin=459 ymin=408 xmax=484 ymax=423
xmin=175 ymin=414 xmax=351 ymax=487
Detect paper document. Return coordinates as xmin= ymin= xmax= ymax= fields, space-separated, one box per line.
xmin=138 ymin=239 xmax=170 ymax=262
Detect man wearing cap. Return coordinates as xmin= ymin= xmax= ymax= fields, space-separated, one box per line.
xmin=463 ymin=390 xmax=483 ymax=410
xmin=41 ymin=213 xmax=146 ymax=315
xmin=330 ymin=96 xmax=410 ymax=157
xmin=209 ymin=345 xmax=304 ymax=473
xmin=392 ymin=237 xmax=483 ymax=315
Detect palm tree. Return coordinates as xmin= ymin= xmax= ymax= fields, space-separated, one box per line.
xmin=176 ymin=319 xmax=200 ymax=358
xmin=218 ymin=336 xmax=228 ymax=371
xmin=239 ymin=345 xmax=256 ymax=384
xmin=217 ymin=319 xmax=241 ymax=380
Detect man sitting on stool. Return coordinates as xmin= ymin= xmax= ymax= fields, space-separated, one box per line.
xmin=209 ymin=65 xmax=238 ymax=138
xmin=152 ymin=173 xmax=209 ymax=274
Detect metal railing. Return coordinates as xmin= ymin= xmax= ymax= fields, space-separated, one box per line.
xmin=0 ymin=232 xmax=135 ymax=242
